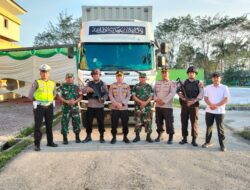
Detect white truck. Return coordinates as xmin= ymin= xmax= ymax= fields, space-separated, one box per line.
xmin=77 ymin=6 xmax=160 ymax=114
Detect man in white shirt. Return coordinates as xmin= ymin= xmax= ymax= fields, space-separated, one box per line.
xmin=202 ymin=72 xmax=230 ymax=152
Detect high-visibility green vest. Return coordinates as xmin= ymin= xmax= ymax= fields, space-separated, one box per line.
xmin=34 ymin=79 xmax=55 ymax=103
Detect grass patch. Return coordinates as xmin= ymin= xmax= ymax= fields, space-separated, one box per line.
xmin=0 ymin=138 xmax=32 ymax=169
xmin=0 ymin=111 xmax=62 ymax=169
xmin=239 ymin=128 xmax=250 ymax=140
xmin=16 ymin=125 xmax=34 ymax=138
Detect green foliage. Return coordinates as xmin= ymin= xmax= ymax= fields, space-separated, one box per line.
xmin=34 ymin=11 xmax=81 ymax=46
xmin=239 ymin=129 xmax=250 ymax=140
xmin=156 ymin=69 xmax=204 ymax=81
xmin=155 ymin=14 xmax=250 ymax=83
xmin=16 ymin=125 xmax=34 ymax=138
xmin=0 ymin=139 xmax=32 ymax=169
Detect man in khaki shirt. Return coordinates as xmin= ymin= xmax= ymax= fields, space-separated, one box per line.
xmin=154 ymin=66 xmax=176 ymax=144
xmin=109 ymin=71 xmax=131 ymax=144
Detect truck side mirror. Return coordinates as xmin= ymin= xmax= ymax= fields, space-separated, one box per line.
xmin=157 ymin=56 xmax=165 ymax=67
xmin=160 ymin=43 xmax=168 ymax=54
xmin=67 ymin=47 xmax=74 ymax=59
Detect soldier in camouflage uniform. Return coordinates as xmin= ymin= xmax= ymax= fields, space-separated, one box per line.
xmin=57 ymin=73 xmax=83 ymax=144
xmin=132 ymin=72 xmax=154 ymax=143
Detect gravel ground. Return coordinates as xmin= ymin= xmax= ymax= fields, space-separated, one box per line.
xmin=0 ymin=108 xmax=249 ymax=190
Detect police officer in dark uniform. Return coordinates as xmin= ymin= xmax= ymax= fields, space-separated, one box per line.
xmin=82 ymin=69 xmax=108 ymax=143
xmin=177 ymin=66 xmax=204 ymax=146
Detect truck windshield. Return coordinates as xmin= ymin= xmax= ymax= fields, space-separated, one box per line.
xmin=79 ymin=43 xmax=154 ymax=71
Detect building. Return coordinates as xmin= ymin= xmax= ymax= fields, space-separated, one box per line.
xmin=0 ymin=0 xmax=26 ymax=49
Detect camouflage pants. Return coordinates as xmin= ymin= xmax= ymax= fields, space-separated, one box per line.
xmin=61 ymin=105 xmax=81 ymax=135
xmin=134 ymin=109 xmax=152 ymax=134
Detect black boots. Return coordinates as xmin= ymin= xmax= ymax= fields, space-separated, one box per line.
xmin=155 ymin=132 xmax=162 ymax=142
xmin=75 ymin=133 xmax=81 ymax=143
xmin=179 ymin=136 xmax=188 ymax=144
xmin=123 ymin=135 xmax=130 ymax=143
xmin=34 ymin=144 xmax=40 ymax=151
xmin=191 ymin=136 xmax=198 ymax=147
xmin=100 ymin=134 xmax=105 ymax=143
xmin=146 ymin=134 xmax=153 ymax=143
xmin=219 ymin=140 xmax=226 ymax=152
xmin=167 ymin=134 xmax=173 ymax=144
xmin=82 ymin=134 xmax=92 ymax=143
xmin=133 ymin=132 xmax=140 ymax=143
xmin=111 ymin=135 xmax=117 ymax=144
xmin=111 ymin=135 xmax=130 ymax=144
xmin=63 ymin=134 xmax=68 ymax=145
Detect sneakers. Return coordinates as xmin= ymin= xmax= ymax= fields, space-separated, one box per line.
xmin=220 ymin=146 xmax=227 ymax=152
xmin=202 ymin=142 xmax=214 ymax=148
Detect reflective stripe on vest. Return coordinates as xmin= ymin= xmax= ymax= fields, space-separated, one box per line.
xmin=34 ymin=80 xmax=55 ymax=102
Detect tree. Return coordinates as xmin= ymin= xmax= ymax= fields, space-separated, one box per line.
xmin=155 ymin=14 xmax=250 ymax=77
xmin=34 ymin=11 xmax=81 ymax=46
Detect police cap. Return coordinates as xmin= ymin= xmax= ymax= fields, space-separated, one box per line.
xmin=39 ymin=64 xmax=51 ymax=71
xmin=161 ymin=66 xmax=169 ymax=72
xmin=116 ymin=71 xmax=124 ymax=76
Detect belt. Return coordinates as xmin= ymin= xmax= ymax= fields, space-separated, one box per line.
xmin=38 ymin=104 xmax=52 ymax=109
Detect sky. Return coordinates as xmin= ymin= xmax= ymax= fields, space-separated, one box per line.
xmin=16 ymin=0 xmax=250 ymax=47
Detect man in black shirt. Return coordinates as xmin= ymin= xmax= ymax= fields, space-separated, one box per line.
xmin=177 ymin=66 xmax=204 ymax=146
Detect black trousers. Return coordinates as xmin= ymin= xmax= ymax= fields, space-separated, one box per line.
xmin=111 ymin=110 xmax=129 ymax=136
xmin=181 ymin=105 xmax=199 ymax=137
xmin=155 ymin=107 xmax=174 ymax=135
xmin=205 ymin=112 xmax=225 ymax=146
xmin=85 ymin=107 xmax=105 ymax=135
xmin=33 ymin=104 xmax=54 ymax=146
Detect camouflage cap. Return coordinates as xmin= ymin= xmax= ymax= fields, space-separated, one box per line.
xmin=65 ymin=73 xmax=74 ymax=78
xmin=139 ymin=72 xmax=146 ymax=78
xmin=116 ymin=71 xmax=124 ymax=76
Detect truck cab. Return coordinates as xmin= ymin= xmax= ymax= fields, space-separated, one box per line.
xmin=77 ymin=6 xmax=156 ymax=113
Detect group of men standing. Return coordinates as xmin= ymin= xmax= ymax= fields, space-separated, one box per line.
xmin=29 ymin=64 xmax=230 ymax=152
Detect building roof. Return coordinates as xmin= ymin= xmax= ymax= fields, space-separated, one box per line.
xmin=0 ymin=0 xmax=27 ymax=15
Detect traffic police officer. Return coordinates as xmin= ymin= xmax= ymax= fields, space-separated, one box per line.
xmin=109 ymin=71 xmax=131 ymax=144
xmin=82 ymin=69 xmax=109 ymax=143
xmin=57 ymin=73 xmax=83 ymax=144
xmin=177 ymin=66 xmax=204 ymax=146
xmin=28 ymin=64 xmax=58 ymax=151
xmin=132 ymin=72 xmax=154 ymax=143
xmin=154 ymin=66 xmax=176 ymax=144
